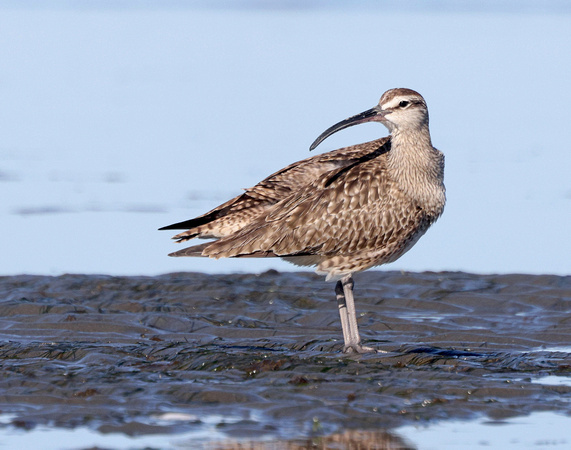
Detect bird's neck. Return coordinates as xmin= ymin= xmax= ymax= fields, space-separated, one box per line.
xmin=387 ymin=126 xmax=445 ymax=212
xmin=390 ymin=124 xmax=433 ymax=153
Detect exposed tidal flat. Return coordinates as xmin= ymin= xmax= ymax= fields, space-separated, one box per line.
xmin=0 ymin=270 xmax=569 ymax=448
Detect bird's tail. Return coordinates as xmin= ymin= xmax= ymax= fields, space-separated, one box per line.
xmin=169 ymin=241 xmax=278 ymax=259
xmin=168 ymin=242 xmax=211 ymax=257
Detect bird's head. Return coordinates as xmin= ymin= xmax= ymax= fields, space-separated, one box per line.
xmin=310 ymin=88 xmax=429 ymax=150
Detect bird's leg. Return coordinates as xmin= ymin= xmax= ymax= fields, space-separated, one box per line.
xmin=335 ymin=280 xmax=351 ymax=345
xmin=338 ymin=275 xmax=376 ymax=354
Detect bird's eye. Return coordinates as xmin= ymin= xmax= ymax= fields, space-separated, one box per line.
xmin=399 ymin=101 xmax=410 ymax=108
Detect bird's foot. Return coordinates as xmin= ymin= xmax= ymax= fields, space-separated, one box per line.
xmin=343 ymin=343 xmax=378 ymax=354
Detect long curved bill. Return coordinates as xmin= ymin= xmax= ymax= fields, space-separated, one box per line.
xmin=309 ymin=105 xmax=386 ymax=151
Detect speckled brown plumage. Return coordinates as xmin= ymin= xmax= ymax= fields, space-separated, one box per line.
xmin=160 ymin=138 xmax=388 ymax=244
xmin=161 ymin=88 xmax=446 ymax=353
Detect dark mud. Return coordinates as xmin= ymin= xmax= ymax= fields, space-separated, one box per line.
xmin=0 ymin=271 xmax=570 ymax=448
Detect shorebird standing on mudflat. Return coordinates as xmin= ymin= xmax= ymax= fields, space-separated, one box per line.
xmin=160 ymin=88 xmax=445 ymax=353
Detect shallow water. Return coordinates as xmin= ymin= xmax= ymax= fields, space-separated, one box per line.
xmin=0 ymin=270 xmax=569 ymax=448
xmin=1 ymin=4 xmax=570 ymax=277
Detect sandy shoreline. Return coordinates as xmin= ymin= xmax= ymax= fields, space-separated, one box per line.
xmin=0 ymin=270 xmax=569 ymax=446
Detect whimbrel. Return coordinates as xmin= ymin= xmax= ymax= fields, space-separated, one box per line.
xmin=160 ymin=88 xmax=445 ymax=353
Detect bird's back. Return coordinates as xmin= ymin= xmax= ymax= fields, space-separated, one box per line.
xmin=162 ymin=137 xmax=390 ymax=243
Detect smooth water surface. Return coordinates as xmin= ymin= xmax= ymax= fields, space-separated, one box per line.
xmin=0 ymin=1 xmax=570 ymax=276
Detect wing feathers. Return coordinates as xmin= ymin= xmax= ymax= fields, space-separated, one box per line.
xmin=161 ymin=138 xmax=390 ymax=243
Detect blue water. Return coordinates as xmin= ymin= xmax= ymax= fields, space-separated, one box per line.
xmin=1 ymin=1 xmax=569 ymax=276
xmin=0 ymin=411 xmax=568 ymax=449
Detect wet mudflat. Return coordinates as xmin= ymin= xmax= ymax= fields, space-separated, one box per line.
xmin=0 ymin=270 xmax=569 ymax=449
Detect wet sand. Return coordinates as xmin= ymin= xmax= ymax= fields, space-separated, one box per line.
xmin=0 ymin=270 xmax=569 ymax=448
